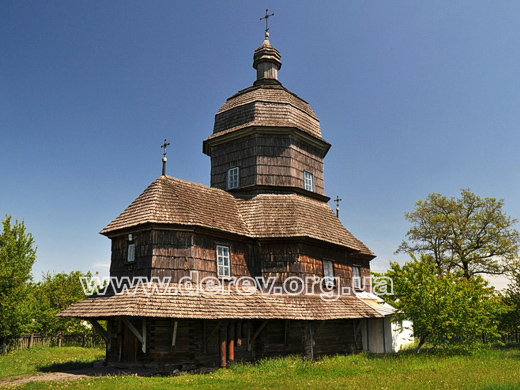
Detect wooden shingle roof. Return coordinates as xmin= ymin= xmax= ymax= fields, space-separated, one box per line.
xmin=100 ymin=176 xmax=374 ymax=256
xmin=237 ymin=194 xmax=374 ymax=256
xmin=58 ymin=284 xmax=383 ymax=320
xmin=207 ymin=84 xmax=323 ymax=141
xmin=100 ymin=176 xmax=250 ymax=236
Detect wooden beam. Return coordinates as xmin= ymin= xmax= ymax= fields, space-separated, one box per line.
xmin=235 ymin=321 xmax=242 ymax=347
xmin=246 ymin=321 xmax=252 ymax=351
xmin=205 ymin=320 xmax=223 ymax=347
xmin=172 ymin=320 xmax=179 ymax=347
xmin=219 ymin=325 xmax=227 ymax=368
xmin=314 ymin=320 xmax=326 ymax=342
xmin=248 ymin=320 xmax=268 ymax=351
xmin=284 ymin=320 xmax=290 ymax=348
xmin=228 ymin=322 xmax=235 ymax=362
xmin=122 ymin=318 xmax=143 ymax=344
xmin=89 ymin=320 xmax=109 ymax=344
xmin=107 ymin=320 xmax=112 ymax=352
xmin=142 ymin=319 xmax=146 ymax=353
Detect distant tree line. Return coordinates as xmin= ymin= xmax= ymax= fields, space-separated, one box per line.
xmin=0 ymin=215 xmax=98 ymax=353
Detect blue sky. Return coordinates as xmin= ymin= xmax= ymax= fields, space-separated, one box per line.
xmin=1 ymin=1 xmax=519 ymax=288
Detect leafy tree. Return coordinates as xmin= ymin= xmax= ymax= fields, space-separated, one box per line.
xmin=31 ymin=271 xmax=94 ymax=335
xmin=396 ymin=189 xmax=520 ymax=278
xmin=0 ymin=216 xmax=37 ymax=352
xmin=499 ymin=272 xmax=520 ymax=342
xmin=386 ymin=255 xmax=506 ymax=353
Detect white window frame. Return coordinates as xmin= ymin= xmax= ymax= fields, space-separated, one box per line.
xmin=216 ymin=245 xmax=230 ymax=277
xmin=127 ymin=242 xmax=135 ymax=263
xmin=323 ymin=260 xmax=334 ymax=287
xmin=304 ymin=171 xmax=314 ymax=192
xmin=226 ymin=167 xmax=240 ymax=190
xmin=352 ymin=266 xmax=362 ymax=290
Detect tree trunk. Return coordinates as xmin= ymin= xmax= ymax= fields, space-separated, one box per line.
xmin=415 ymin=333 xmax=429 ymax=354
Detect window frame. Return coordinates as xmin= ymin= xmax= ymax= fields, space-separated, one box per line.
xmin=226 ymin=167 xmax=240 ymax=190
xmin=352 ymin=266 xmax=362 ymax=290
xmin=304 ymin=171 xmax=314 ymax=192
xmin=322 ymin=259 xmax=334 ymax=287
xmin=127 ymin=242 xmax=135 ymax=263
xmin=216 ymin=245 xmax=231 ymax=278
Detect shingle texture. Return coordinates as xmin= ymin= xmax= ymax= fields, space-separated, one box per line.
xmin=207 ymin=84 xmax=323 ymax=141
xmin=100 ymin=176 xmax=249 ymax=236
xmin=100 ymin=176 xmax=374 ymax=256
xmin=58 ymin=284 xmax=383 ymax=320
xmin=237 ymin=194 xmax=374 ymax=255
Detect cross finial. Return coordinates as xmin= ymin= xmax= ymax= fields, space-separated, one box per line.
xmin=161 ymin=139 xmax=170 ymax=157
xmin=161 ymin=139 xmax=171 ymax=176
xmin=260 ymin=9 xmax=274 ymax=40
xmin=334 ymin=195 xmax=343 ymax=218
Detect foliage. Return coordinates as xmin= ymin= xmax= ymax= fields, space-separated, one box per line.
xmin=0 ymin=216 xmax=37 ymax=352
xmin=2 ymin=346 xmax=520 ymax=389
xmin=30 ymin=271 xmax=94 ymax=335
xmin=500 ymin=272 xmax=520 ymax=340
xmin=396 ymin=189 xmax=520 ymax=278
xmin=386 ymin=255 xmax=507 ymax=353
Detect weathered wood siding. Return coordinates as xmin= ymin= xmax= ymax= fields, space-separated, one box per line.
xmin=107 ymin=317 xmax=362 ymax=367
xmin=210 ymin=133 xmax=325 ymax=195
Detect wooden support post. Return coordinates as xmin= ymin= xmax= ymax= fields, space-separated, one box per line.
xmin=28 ymin=333 xmax=34 ymax=349
xmin=107 ymin=320 xmax=112 ymax=352
xmin=284 ymin=320 xmax=290 ymax=348
xmin=203 ymin=321 xmax=207 ymax=353
xmin=205 ymin=320 xmax=223 ymax=351
xmin=246 ymin=321 xmax=252 ymax=352
xmin=142 ymin=318 xmax=146 ymax=354
xmin=314 ymin=320 xmax=326 ymax=342
xmin=235 ymin=321 xmax=242 ymax=347
xmin=172 ymin=321 xmax=178 ymax=347
xmin=248 ymin=320 xmax=268 ymax=352
xmin=219 ymin=324 xmax=227 ymax=368
xmin=303 ymin=321 xmax=314 ymax=360
xmin=118 ymin=319 xmax=122 ymax=362
xmin=228 ymin=322 xmax=235 ymax=362
xmin=89 ymin=319 xmax=109 ymax=344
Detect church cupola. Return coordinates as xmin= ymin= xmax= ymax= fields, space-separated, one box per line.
xmin=203 ymin=13 xmax=331 ymax=202
xmin=253 ymin=33 xmax=282 ymax=84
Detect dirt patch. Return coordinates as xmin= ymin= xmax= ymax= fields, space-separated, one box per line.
xmin=0 ymin=365 xmax=160 ymax=387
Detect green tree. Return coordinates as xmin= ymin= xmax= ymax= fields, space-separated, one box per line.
xmin=0 ymin=216 xmax=37 ymax=352
xmin=31 ymin=271 xmax=93 ymax=335
xmin=387 ymin=255 xmax=506 ymax=353
xmin=396 ymin=189 xmax=520 ymax=278
xmin=499 ymin=272 xmax=520 ymax=342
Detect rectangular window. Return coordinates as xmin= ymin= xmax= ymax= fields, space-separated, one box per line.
xmin=323 ymin=260 xmax=334 ymax=286
xmin=304 ymin=171 xmax=314 ymax=192
xmin=352 ymin=266 xmax=362 ymax=290
xmin=227 ymin=167 xmax=240 ymax=190
xmin=127 ymin=243 xmax=135 ymax=263
xmin=216 ymin=245 xmax=230 ymax=277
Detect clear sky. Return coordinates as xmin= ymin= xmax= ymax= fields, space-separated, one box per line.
xmin=1 ymin=1 xmax=519 ymax=289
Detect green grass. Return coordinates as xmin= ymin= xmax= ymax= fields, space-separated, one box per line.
xmin=0 ymin=346 xmax=105 ymax=379
xmin=3 ymin=345 xmax=520 ymax=389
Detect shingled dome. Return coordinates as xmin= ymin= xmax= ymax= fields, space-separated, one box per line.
xmin=207 ymin=37 xmax=324 ymax=142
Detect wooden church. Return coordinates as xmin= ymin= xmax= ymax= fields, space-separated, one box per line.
xmin=60 ymin=25 xmax=386 ymax=370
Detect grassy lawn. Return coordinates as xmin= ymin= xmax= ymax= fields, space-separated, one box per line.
xmin=2 ymin=345 xmax=520 ymax=389
xmin=0 ymin=346 xmax=105 ymax=379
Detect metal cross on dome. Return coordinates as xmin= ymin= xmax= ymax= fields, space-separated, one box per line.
xmin=161 ymin=139 xmax=170 ymax=157
xmin=334 ymin=195 xmax=343 ymax=218
xmin=260 ymin=9 xmax=274 ymax=37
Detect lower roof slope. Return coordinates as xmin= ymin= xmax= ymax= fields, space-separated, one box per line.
xmin=100 ymin=175 xmax=374 ymax=256
xmin=58 ymin=284 xmax=383 ymax=320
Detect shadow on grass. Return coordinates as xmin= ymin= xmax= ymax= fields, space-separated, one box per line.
xmin=38 ymin=361 xmax=99 ymax=373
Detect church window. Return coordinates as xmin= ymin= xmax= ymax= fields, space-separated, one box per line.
xmin=227 ymin=167 xmax=240 ymax=189
xmin=352 ymin=266 xmax=362 ymax=290
xmin=323 ymin=260 xmax=334 ymax=286
xmin=304 ymin=171 xmax=314 ymax=192
xmin=216 ymin=245 xmax=230 ymax=277
xmin=127 ymin=235 xmax=135 ymax=263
